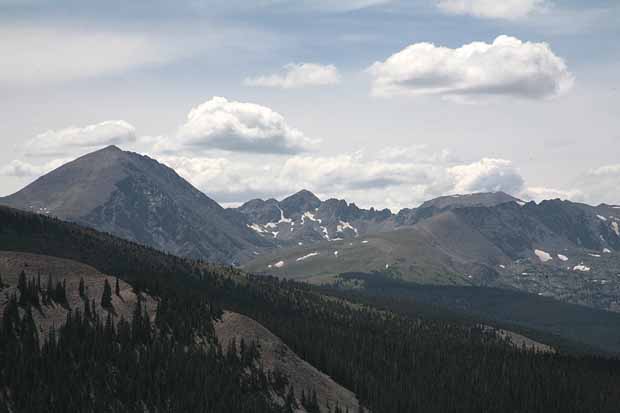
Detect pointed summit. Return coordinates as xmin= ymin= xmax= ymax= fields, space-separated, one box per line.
xmin=100 ymin=144 xmax=122 ymax=152
xmin=280 ymin=189 xmax=321 ymax=215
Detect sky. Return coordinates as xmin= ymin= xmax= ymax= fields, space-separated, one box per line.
xmin=1 ymin=0 xmax=619 ymax=210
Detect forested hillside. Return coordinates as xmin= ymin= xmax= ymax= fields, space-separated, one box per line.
xmin=2 ymin=206 xmax=620 ymax=412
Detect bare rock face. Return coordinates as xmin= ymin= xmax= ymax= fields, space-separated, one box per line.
xmin=215 ymin=311 xmax=361 ymax=413
xmin=0 ymin=146 xmax=271 ymax=264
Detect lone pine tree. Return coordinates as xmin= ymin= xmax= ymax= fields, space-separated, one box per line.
xmin=101 ymin=279 xmax=113 ymax=308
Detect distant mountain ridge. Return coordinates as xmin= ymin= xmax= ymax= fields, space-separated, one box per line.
xmin=0 ymin=145 xmax=271 ymax=263
xmin=244 ymin=193 xmax=620 ymax=312
xmin=235 ymin=189 xmax=524 ymax=247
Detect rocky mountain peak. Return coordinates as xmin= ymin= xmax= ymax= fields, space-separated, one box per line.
xmin=280 ymin=189 xmax=322 ymax=216
xmin=0 ymin=146 xmax=270 ymax=263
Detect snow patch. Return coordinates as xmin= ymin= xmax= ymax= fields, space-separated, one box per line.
xmin=337 ymin=221 xmax=359 ymax=236
xmin=498 ymin=264 xmax=506 ymax=269
xmin=277 ymin=206 xmax=292 ymax=224
xmin=603 ymin=248 xmax=612 ymax=253
xmin=268 ymin=260 xmax=285 ymax=269
xmin=298 ymin=242 xmax=303 ymax=246
xmin=296 ymin=252 xmax=319 ymax=262
xmin=334 ymin=251 xmax=339 ymax=256
xmin=320 ymin=226 xmax=330 ymax=240
xmin=534 ymin=249 xmax=553 ymax=263
xmin=361 ymin=240 xmax=369 ymax=244
xmin=612 ymin=221 xmax=619 ymax=236
xmin=301 ymin=211 xmax=321 ymax=224
xmin=248 ymin=223 xmax=267 ymax=234
xmin=589 ymin=253 xmax=601 ymax=258
xmin=557 ymin=254 xmax=568 ymax=262
xmin=573 ymin=264 xmax=591 ymax=272
xmin=597 ymin=215 xmax=608 ymax=221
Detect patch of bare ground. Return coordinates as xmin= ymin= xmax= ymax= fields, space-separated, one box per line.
xmin=215 ymin=311 xmax=361 ymax=413
xmin=0 ymin=251 xmax=157 ymax=337
xmin=480 ymin=324 xmax=554 ymax=353
xmin=496 ymin=329 xmax=555 ymax=353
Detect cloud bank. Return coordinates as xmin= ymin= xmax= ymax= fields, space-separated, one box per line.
xmin=245 ymin=63 xmax=340 ymax=88
xmin=368 ymin=35 xmax=574 ymax=101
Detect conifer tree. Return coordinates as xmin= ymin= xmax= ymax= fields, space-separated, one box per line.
xmin=101 ymin=279 xmax=113 ymax=308
xmin=79 ymin=277 xmax=85 ymax=298
xmin=18 ymin=270 xmax=27 ymax=305
xmin=115 ymin=277 xmax=120 ymax=296
xmin=46 ymin=274 xmax=53 ymax=301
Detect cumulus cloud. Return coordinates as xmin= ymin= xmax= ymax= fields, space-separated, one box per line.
xmin=437 ymin=0 xmax=548 ymax=20
xmin=0 ymin=159 xmax=68 ymax=178
xmin=25 ymin=120 xmax=137 ymax=157
xmin=368 ymin=35 xmax=574 ymax=101
xmin=174 ymin=96 xmax=319 ymax=154
xmin=449 ymin=158 xmax=525 ymax=194
xmin=244 ymin=63 xmax=340 ymax=88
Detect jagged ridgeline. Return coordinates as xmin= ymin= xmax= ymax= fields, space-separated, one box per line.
xmin=2 ymin=205 xmax=620 ymax=412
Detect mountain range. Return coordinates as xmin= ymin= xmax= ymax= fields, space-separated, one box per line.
xmin=2 ymin=146 xmax=620 ymax=313
xmin=2 ymin=145 xmax=620 ymax=410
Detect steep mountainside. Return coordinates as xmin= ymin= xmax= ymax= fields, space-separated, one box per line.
xmin=0 ymin=146 xmax=271 ymax=263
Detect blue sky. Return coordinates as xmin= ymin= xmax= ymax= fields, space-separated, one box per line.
xmin=1 ymin=0 xmax=619 ymax=210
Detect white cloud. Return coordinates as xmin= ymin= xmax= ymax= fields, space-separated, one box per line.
xmin=449 ymin=158 xmax=525 ymax=194
xmin=437 ymin=0 xmax=548 ymax=20
xmin=368 ymin=35 xmax=574 ymax=102
xmin=174 ymin=96 xmax=319 ymax=154
xmin=25 ymin=120 xmax=137 ymax=157
xmin=279 ymin=153 xmax=432 ymax=191
xmin=244 ymin=63 xmax=341 ymax=88
xmin=0 ymin=159 xmax=68 ymax=178
xmin=155 ymin=148 xmax=502 ymax=210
